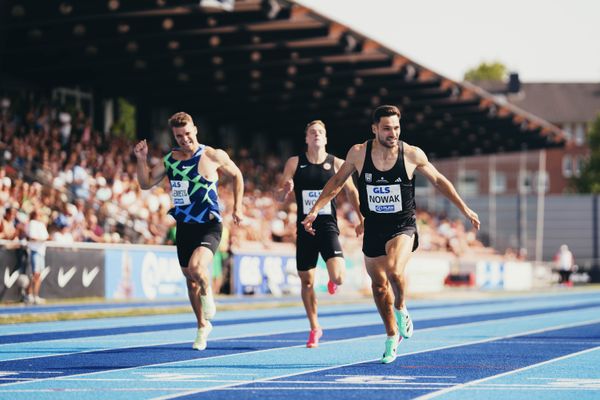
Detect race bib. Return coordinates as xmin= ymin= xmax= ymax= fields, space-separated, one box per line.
xmin=171 ymin=180 xmax=191 ymax=206
xmin=302 ymin=190 xmax=332 ymax=215
xmin=367 ymin=184 xmax=402 ymax=213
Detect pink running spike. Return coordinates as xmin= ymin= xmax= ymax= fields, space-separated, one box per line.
xmin=327 ymin=280 xmax=337 ymax=295
xmin=306 ymin=328 xmax=323 ymax=348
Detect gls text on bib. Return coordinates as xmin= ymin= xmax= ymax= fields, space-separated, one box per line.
xmin=302 ymin=190 xmax=332 ymax=215
xmin=367 ymin=184 xmax=402 ymax=213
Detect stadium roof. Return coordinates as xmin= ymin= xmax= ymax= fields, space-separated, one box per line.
xmin=0 ymin=0 xmax=565 ymax=158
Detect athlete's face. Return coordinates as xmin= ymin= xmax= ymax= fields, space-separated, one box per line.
xmin=373 ymin=115 xmax=400 ymax=148
xmin=305 ymin=124 xmax=327 ymax=148
xmin=172 ymin=122 xmax=198 ymax=151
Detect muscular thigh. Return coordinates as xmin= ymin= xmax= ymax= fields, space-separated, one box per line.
xmin=384 ymin=233 xmax=415 ymax=274
xmin=364 ymin=255 xmax=389 ymax=285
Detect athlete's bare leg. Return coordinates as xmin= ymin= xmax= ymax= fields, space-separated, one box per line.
xmin=325 ymin=256 xmax=344 ymax=285
xmin=182 ymin=246 xmax=214 ymax=328
xmin=384 ymin=234 xmax=415 ymax=310
xmin=365 ymin=256 xmax=396 ymax=336
xmin=299 ymin=269 xmax=319 ymax=330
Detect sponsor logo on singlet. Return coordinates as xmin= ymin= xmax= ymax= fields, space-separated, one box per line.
xmin=302 ymin=190 xmax=332 ymax=215
xmin=367 ymin=184 xmax=402 ymax=213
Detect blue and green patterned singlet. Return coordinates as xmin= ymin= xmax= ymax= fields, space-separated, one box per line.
xmin=164 ymin=145 xmax=222 ymax=223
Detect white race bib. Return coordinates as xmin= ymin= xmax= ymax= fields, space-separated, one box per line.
xmin=302 ymin=190 xmax=332 ymax=215
xmin=367 ymin=184 xmax=402 ymax=213
xmin=171 ymin=180 xmax=191 ymax=206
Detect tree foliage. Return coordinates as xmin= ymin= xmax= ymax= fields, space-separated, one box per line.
xmin=111 ymin=97 xmax=136 ymax=140
xmin=572 ymin=112 xmax=600 ymax=193
xmin=464 ymin=61 xmax=508 ymax=82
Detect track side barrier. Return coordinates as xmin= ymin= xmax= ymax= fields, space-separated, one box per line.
xmin=1 ymin=241 xmax=558 ymax=302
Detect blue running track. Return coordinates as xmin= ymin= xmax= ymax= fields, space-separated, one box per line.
xmin=0 ymin=290 xmax=599 ymax=399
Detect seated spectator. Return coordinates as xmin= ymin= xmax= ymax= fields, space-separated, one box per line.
xmin=51 ymin=215 xmax=74 ymax=243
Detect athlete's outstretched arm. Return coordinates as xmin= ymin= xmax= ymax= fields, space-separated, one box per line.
xmin=214 ymin=149 xmax=244 ymax=225
xmin=413 ymin=146 xmax=480 ymax=230
xmin=334 ymin=157 xmax=364 ymax=237
xmin=302 ymin=146 xmax=360 ymax=235
xmin=134 ymin=139 xmax=166 ymax=189
xmin=276 ymin=156 xmax=298 ymax=202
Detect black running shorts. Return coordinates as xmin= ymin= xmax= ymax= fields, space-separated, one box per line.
xmin=362 ymin=216 xmax=419 ymax=258
xmin=175 ymin=219 xmax=222 ymax=268
xmin=296 ymin=227 xmax=343 ymax=271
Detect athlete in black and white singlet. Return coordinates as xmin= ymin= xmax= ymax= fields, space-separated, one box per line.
xmin=358 ymin=139 xmax=418 ymax=257
xmin=293 ymin=152 xmax=339 ymax=234
xmin=293 ymin=152 xmax=343 ymax=270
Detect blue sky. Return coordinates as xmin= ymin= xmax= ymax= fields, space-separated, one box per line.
xmin=297 ymin=0 xmax=599 ymax=82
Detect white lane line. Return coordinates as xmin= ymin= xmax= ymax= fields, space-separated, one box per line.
xmin=0 ymin=318 xmax=378 ymax=363
xmin=2 ymin=310 xmax=600 ymax=395
xmin=151 ymin=318 xmax=600 ymax=400
xmin=416 ymin=345 xmax=600 ymax=399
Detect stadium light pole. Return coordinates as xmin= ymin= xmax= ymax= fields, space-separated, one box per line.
xmin=518 ymin=148 xmax=528 ymax=254
xmin=488 ymin=154 xmax=497 ymax=249
xmin=535 ymin=149 xmax=546 ymax=262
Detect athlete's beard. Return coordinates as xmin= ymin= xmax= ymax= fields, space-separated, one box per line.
xmin=377 ymin=133 xmax=398 ymax=149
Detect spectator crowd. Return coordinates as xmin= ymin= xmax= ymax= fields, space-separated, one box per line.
xmin=0 ymin=94 xmax=490 ymax=260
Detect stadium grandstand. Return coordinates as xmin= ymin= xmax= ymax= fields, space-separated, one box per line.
xmin=0 ymin=0 xmax=584 ymax=302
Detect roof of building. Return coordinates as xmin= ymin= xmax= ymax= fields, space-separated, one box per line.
xmin=474 ymin=81 xmax=600 ymax=124
xmin=0 ymin=0 xmax=565 ymax=158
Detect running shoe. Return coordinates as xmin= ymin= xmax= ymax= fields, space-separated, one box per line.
xmin=306 ymin=328 xmax=323 ymax=348
xmin=327 ymin=280 xmax=338 ymax=295
xmin=381 ymin=336 xmax=401 ymax=364
xmin=192 ymin=321 xmax=213 ymax=350
xmin=200 ymin=287 xmax=216 ymax=320
xmin=395 ymin=307 xmax=413 ymax=339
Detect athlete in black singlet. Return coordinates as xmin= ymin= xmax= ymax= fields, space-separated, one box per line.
xmin=278 ymin=120 xmax=362 ymax=348
xmin=302 ymin=106 xmax=480 ymax=363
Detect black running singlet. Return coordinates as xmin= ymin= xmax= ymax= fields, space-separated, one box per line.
xmin=357 ymin=140 xmax=416 ymax=221
xmin=293 ymin=153 xmax=339 ymax=233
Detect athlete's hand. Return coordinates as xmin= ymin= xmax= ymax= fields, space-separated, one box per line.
xmin=232 ymin=207 xmax=244 ymax=226
xmin=354 ymin=220 xmax=364 ymax=237
xmin=464 ymin=207 xmax=480 ymax=230
xmin=277 ymin=180 xmax=293 ymax=202
xmin=133 ymin=139 xmax=148 ymax=160
xmin=301 ymin=213 xmax=317 ymax=236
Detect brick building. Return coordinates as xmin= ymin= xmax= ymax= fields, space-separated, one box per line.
xmin=434 ymin=77 xmax=600 ymax=195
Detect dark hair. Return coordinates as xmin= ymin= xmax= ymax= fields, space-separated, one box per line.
xmin=168 ymin=112 xmax=194 ymax=128
xmin=372 ymin=105 xmax=401 ymax=124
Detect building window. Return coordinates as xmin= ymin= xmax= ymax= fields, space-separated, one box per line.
xmin=458 ymin=170 xmax=479 ymax=196
xmin=562 ymin=123 xmax=573 ymax=142
xmin=574 ymin=123 xmax=586 ymax=146
xmin=490 ymin=172 xmax=506 ymax=194
xmin=518 ymin=170 xmax=533 ymax=194
xmin=562 ymin=155 xmax=573 ymax=178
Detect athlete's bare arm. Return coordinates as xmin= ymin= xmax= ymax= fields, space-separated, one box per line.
xmin=302 ymin=144 xmax=363 ymax=235
xmin=276 ymin=156 xmax=299 ymax=202
xmin=334 ymin=156 xmax=364 ymax=237
xmin=409 ymin=145 xmax=480 ymax=230
xmin=134 ymin=139 xmax=166 ymax=189
xmin=210 ymin=148 xmax=245 ymax=225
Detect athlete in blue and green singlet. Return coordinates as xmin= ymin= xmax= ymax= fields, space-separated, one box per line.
xmin=134 ymin=112 xmax=244 ymax=351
